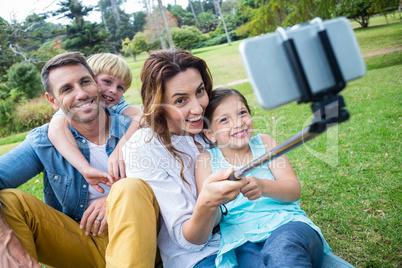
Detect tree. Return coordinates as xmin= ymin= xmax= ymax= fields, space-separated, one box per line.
xmin=197 ymin=11 xmax=218 ymax=33
xmin=98 ymin=0 xmax=136 ymax=53
xmin=188 ymin=0 xmax=198 ymax=24
xmin=0 ymin=18 xmax=19 ymax=82
xmin=143 ymin=7 xmax=178 ymax=49
xmin=63 ymin=21 xmax=111 ymax=55
xmin=168 ymin=5 xmax=195 ymax=27
xmin=170 ymin=26 xmax=204 ymax=52
xmin=122 ymin=32 xmax=147 ymax=62
xmin=7 ymin=62 xmax=42 ymax=102
xmin=53 ymin=0 xmax=110 ymax=54
xmin=335 ymin=0 xmax=375 ymax=28
xmin=157 ymin=0 xmax=175 ymax=49
xmin=237 ymin=0 xmax=319 ymax=37
xmin=213 ymin=0 xmax=231 ymax=44
xmin=52 ymin=0 xmax=93 ymax=29
xmin=133 ymin=11 xmax=147 ymax=32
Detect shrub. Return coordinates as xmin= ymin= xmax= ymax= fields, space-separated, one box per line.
xmin=12 ymin=96 xmax=55 ymax=132
xmin=0 ymin=99 xmax=15 ymax=128
xmin=171 ymin=26 xmax=205 ymax=52
xmin=0 ymin=83 xmax=10 ymax=100
xmin=7 ymin=62 xmax=43 ymax=102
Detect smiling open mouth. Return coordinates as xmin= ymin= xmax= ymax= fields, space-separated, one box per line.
xmin=186 ymin=115 xmax=203 ymax=126
xmin=232 ymin=129 xmax=248 ymax=138
xmin=102 ymin=95 xmax=115 ymax=102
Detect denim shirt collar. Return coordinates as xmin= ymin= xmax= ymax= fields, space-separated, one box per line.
xmin=69 ymin=108 xmax=122 ymax=155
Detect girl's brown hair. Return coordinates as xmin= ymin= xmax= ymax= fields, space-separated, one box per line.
xmin=140 ymin=49 xmax=213 ymax=184
xmin=203 ymin=88 xmax=251 ymax=129
xmin=202 ymin=88 xmax=251 ymax=147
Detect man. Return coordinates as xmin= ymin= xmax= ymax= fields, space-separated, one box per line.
xmin=0 ymin=52 xmax=159 ymax=267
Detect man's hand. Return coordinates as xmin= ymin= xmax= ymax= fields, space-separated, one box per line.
xmin=79 ymin=196 xmax=107 ymax=236
xmin=108 ymin=146 xmax=126 ymax=180
xmin=0 ymin=214 xmax=40 ymax=268
xmin=82 ymin=166 xmax=116 ymax=193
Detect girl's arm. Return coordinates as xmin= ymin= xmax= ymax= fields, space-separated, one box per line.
xmin=184 ymin=160 xmax=246 ymax=245
xmin=48 ymin=113 xmax=113 ymax=193
xmin=241 ymin=134 xmax=301 ymax=202
xmin=107 ymin=106 xmax=143 ymax=179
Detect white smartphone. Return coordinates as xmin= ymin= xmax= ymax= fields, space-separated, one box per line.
xmin=238 ymin=17 xmax=366 ymax=110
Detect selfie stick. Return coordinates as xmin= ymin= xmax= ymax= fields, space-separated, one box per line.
xmin=228 ymin=18 xmax=350 ymax=181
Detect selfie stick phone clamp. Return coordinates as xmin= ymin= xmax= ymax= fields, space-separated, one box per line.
xmin=228 ymin=18 xmax=350 ymax=181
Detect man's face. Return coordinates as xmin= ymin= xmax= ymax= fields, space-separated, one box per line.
xmin=46 ymin=64 xmax=101 ymax=124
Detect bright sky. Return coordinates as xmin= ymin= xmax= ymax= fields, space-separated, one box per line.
xmin=0 ymin=0 xmax=189 ymax=24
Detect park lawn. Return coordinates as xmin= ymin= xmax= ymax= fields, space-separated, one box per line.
xmin=1 ymin=14 xmax=401 ymax=267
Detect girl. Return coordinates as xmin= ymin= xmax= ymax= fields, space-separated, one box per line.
xmin=123 ymin=50 xmax=247 ymax=268
xmin=196 ymin=88 xmax=331 ymax=267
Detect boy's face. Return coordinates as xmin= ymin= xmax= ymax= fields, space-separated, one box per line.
xmin=95 ymin=73 xmax=126 ymax=108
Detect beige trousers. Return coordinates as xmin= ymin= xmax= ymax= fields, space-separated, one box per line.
xmin=0 ymin=178 xmax=160 ymax=268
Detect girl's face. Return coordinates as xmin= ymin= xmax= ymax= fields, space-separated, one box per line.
xmin=95 ymin=73 xmax=126 ymax=108
xmin=205 ymin=95 xmax=253 ymax=149
xmin=162 ymin=68 xmax=209 ymax=136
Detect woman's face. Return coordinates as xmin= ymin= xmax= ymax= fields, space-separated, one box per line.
xmin=162 ymin=68 xmax=209 ymax=136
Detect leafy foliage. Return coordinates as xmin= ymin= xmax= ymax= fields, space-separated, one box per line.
xmin=99 ymin=1 xmax=136 ymax=53
xmin=197 ymin=11 xmax=218 ymax=33
xmin=133 ymin=11 xmax=147 ymax=33
xmin=12 ymin=96 xmax=54 ymax=133
xmin=335 ymin=0 xmax=376 ymax=28
xmin=0 ymin=98 xmax=15 ymax=129
xmin=143 ymin=8 xmax=178 ymax=46
xmin=63 ymin=21 xmax=111 ymax=55
xmin=52 ymin=0 xmax=93 ymax=28
xmin=122 ymin=32 xmax=147 ymax=61
xmin=7 ymin=62 xmax=42 ymax=102
xmin=171 ymin=26 xmax=205 ymax=52
xmin=168 ymin=5 xmax=196 ymax=27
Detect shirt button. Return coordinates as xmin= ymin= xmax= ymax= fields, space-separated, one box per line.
xmin=75 ymin=218 xmax=78 ymax=221
xmin=83 ymin=185 xmax=87 ymax=188
xmin=82 ymin=139 xmax=86 ymax=143
xmin=54 ymin=176 xmax=58 ymax=179
xmin=80 ymin=205 xmax=84 ymax=208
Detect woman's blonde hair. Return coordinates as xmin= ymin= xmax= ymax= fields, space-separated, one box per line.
xmin=87 ymin=53 xmax=132 ymax=92
xmin=140 ymin=49 xmax=213 ymax=184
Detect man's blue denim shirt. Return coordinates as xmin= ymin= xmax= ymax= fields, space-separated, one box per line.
xmin=0 ymin=109 xmax=131 ymax=221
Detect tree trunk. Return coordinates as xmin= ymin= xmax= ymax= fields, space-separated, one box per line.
xmin=157 ymin=0 xmax=175 ymax=49
xmin=145 ymin=0 xmax=167 ymax=49
xmin=199 ymin=0 xmax=204 ymax=13
xmin=71 ymin=0 xmax=83 ymax=28
xmin=188 ymin=0 xmax=198 ymax=24
xmin=111 ymin=0 xmax=121 ymax=24
xmin=98 ymin=0 xmax=109 ymax=32
xmin=214 ymin=0 xmax=230 ymax=44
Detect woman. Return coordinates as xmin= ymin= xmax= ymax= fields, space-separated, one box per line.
xmin=123 ymin=50 xmax=354 ymax=268
xmin=123 ymin=50 xmax=245 ymax=267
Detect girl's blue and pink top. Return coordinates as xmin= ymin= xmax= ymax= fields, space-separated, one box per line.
xmin=206 ymin=134 xmax=331 ymax=268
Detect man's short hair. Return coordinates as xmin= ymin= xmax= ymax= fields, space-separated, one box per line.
xmin=41 ymin=52 xmax=95 ymax=95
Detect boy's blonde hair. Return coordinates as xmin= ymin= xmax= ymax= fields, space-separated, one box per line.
xmin=87 ymin=53 xmax=132 ymax=92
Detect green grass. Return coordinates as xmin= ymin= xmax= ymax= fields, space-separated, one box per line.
xmin=1 ymin=16 xmax=401 ymax=267
xmin=0 ymin=132 xmax=28 ymax=146
xmin=350 ymin=12 xmax=402 ymax=29
xmin=354 ymin=23 xmax=402 ymax=54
